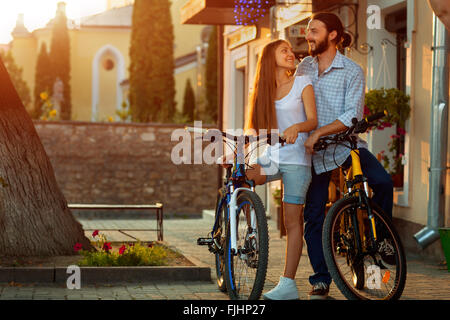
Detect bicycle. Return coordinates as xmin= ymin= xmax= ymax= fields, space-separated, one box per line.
xmin=313 ymin=112 xmax=407 ymax=300
xmin=186 ymin=126 xmax=284 ymax=300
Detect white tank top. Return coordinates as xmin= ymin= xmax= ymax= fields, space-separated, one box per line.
xmin=264 ymin=75 xmax=312 ymax=166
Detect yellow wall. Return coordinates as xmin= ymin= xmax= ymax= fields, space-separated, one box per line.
xmin=9 ymin=36 xmax=37 ymax=112
xmin=71 ymin=28 xmax=131 ymax=121
xmin=10 ymin=1 xmax=205 ymax=122
xmin=107 ymin=0 xmax=133 ymax=10
xmin=171 ymin=0 xmax=206 ymax=58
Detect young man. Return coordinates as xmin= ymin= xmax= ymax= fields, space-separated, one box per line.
xmin=295 ymin=12 xmax=394 ymax=300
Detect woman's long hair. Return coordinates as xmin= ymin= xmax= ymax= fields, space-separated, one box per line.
xmin=245 ymin=39 xmax=291 ymax=135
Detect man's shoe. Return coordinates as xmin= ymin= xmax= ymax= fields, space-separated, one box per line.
xmin=263 ymin=276 xmax=299 ymax=300
xmin=377 ymin=238 xmax=396 ymax=266
xmin=308 ymin=282 xmax=329 ymax=300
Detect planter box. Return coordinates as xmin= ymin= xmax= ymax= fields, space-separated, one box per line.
xmin=0 ymin=265 xmax=211 ymax=284
xmin=439 ymin=228 xmax=450 ymax=272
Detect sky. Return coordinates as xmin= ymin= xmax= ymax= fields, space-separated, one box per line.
xmin=0 ymin=0 xmax=108 ymax=44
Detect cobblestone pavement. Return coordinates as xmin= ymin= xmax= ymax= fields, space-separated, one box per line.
xmin=0 ymin=213 xmax=448 ymax=300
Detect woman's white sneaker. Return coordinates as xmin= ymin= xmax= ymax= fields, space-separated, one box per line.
xmin=263 ymin=276 xmax=299 ymax=300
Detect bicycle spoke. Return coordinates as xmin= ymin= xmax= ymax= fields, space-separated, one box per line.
xmin=225 ymin=191 xmax=268 ymax=300
xmin=324 ymin=199 xmax=406 ymax=300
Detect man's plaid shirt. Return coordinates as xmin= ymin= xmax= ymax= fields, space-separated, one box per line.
xmin=295 ymin=51 xmax=367 ymax=174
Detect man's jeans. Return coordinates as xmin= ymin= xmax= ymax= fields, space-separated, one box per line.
xmin=303 ymin=148 xmax=393 ymax=286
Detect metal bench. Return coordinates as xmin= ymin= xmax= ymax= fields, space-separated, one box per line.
xmin=68 ymin=203 xmax=164 ymax=241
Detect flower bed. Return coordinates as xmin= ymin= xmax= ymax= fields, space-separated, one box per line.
xmin=0 ymin=230 xmax=194 ymax=268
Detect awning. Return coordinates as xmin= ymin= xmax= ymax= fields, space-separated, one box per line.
xmin=181 ymin=0 xmax=274 ymax=25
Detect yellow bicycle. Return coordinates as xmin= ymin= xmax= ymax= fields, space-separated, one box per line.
xmin=313 ymin=112 xmax=407 ymax=300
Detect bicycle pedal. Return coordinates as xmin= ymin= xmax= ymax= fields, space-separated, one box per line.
xmin=197 ymin=238 xmax=213 ymax=246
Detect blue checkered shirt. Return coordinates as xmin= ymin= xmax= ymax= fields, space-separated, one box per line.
xmin=295 ymin=51 xmax=367 ymax=174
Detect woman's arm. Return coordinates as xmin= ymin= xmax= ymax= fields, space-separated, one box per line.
xmin=282 ymin=84 xmax=318 ymax=144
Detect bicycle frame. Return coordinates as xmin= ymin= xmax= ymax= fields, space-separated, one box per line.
xmin=345 ymin=148 xmax=378 ymax=244
xmin=225 ymin=150 xmax=258 ymax=253
xmin=187 ymin=126 xmax=282 ymax=256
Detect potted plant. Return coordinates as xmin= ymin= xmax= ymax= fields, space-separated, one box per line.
xmin=439 ymin=228 xmax=450 ymax=272
xmin=365 ymin=88 xmax=411 ymax=187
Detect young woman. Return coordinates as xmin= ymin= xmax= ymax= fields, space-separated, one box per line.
xmin=223 ymin=39 xmax=318 ymax=300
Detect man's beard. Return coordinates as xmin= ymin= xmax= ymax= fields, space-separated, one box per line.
xmin=308 ymin=37 xmax=329 ymax=56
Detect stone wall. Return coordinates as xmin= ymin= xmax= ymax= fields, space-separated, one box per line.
xmin=33 ymin=121 xmax=219 ymax=217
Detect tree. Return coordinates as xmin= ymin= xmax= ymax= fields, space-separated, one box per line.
xmin=0 ymin=50 xmax=31 ymax=114
xmin=182 ymin=78 xmax=195 ymax=123
xmin=0 ymin=56 xmax=92 ymax=256
xmin=34 ymin=43 xmax=53 ymax=119
xmin=205 ymin=26 xmax=218 ymax=123
xmin=49 ymin=6 xmax=72 ymax=120
xmin=129 ymin=0 xmax=176 ymax=123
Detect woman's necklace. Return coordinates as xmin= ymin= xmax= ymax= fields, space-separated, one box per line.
xmin=277 ymin=77 xmax=293 ymax=87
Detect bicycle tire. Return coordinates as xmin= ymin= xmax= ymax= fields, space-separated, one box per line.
xmin=224 ymin=190 xmax=269 ymax=300
xmin=214 ymin=191 xmax=227 ymax=293
xmin=323 ymin=196 xmax=407 ymax=300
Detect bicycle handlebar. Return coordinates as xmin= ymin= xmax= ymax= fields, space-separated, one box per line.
xmin=365 ymin=111 xmax=387 ymax=123
xmin=185 ymin=127 xmax=286 ymax=146
xmin=313 ymin=110 xmax=388 ymax=152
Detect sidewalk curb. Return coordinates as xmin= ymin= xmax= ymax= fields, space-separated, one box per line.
xmin=0 ymin=265 xmax=211 ymax=284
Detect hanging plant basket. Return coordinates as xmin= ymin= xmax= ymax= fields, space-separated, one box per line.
xmin=365 ymin=87 xmax=411 ymax=185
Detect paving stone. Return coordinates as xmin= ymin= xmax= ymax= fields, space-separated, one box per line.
xmin=0 ymin=215 xmax=448 ymax=300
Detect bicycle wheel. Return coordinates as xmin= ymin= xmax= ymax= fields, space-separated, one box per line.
xmin=224 ymin=190 xmax=269 ymax=300
xmin=323 ymin=196 xmax=407 ymax=300
xmin=213 ymin=192 xmax=227 ymax=292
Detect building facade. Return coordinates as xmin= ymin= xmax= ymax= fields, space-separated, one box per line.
xmin=181 ymin=0 xmax=449 ymax=261
xmin=8 ymin=0 xmax=209 ymax=122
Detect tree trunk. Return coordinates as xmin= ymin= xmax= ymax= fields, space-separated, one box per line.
xmin=0 ymin=57 xmax=92 ymax=256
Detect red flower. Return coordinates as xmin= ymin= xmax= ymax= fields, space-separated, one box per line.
xmin=119 ymin=245 xmax=127 ymax=255
xmin=102 ymin=242 xmax=112 ymax=252
xmin=74 ymin=243 xmax=83 ymax=252
xmin=92 ymin=230 xmax=99 ymax=238
xmin=364 ymin=105 xmax=370 ymax=115
xmin=382 ymin=121 xmax=392 ymax=128
xmin=397 ymin=127 xmax=406 ymax=136
xmin=391 ymin=134 xmax=400 ymax=139
xmin=147 ymin=243 xmax=154 ymax=248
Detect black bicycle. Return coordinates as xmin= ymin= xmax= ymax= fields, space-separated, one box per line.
xmin=313 ymin=112 xmax=407 ymax=300
xmin=188 ymin=127 xmax=284 ymax=300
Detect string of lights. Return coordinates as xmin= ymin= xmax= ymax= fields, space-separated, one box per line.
xmin=233 ymin=0 xmax=271 ymax=25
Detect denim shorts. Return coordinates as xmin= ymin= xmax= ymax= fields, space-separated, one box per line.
xmin=256 ymin=157 xmax=312 ymax=205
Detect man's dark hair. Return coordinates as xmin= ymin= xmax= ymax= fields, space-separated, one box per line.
xmin=310 ymin=12 xmax=344 ymax=44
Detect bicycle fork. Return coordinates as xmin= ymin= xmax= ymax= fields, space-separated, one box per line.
xmin=228 ymin=187 xmax=255 ymax=254
xmin=351 ymin=149 xmax=377 ymax=242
